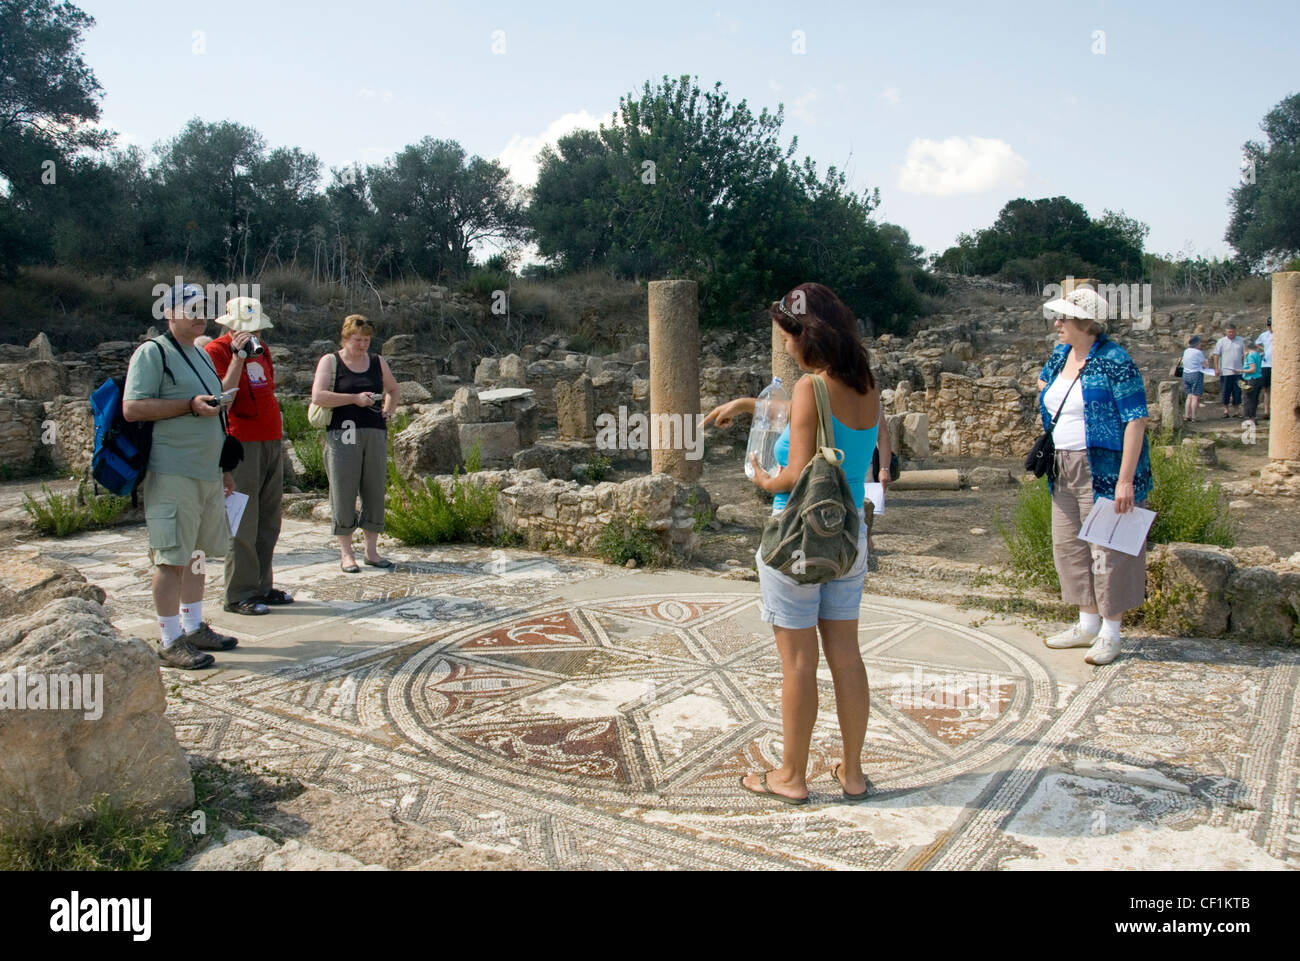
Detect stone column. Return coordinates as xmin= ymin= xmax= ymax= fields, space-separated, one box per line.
xmin=648 ymin=280 xmax=701 ymax=481
xmin=771 ymin=322 xmax=803 ymax=392
xmin=1269 ymin=271 xmax=1300 ymax=462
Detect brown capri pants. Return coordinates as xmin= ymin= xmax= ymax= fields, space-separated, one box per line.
xmin=324 ymin=427 xmax=388 ymax=536
xmin=225 ymin=438 xmax=284 ymax=604
xmin=1051 ymin=449 xmax=1147 ymax=618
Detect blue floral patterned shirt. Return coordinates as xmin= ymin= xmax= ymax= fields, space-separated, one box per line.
xmin=1039 ymin=336 xmax=1152 ymax=502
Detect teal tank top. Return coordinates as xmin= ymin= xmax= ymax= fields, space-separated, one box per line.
xmin=771 ymin=412 xmax=878 ymax=513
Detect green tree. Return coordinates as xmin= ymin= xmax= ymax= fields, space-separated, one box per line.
xmin=0 ymin=0 xmax=108 ymax=276
xmin=367 ymin=138 xmax=525 ymax=281
xmin=1227 ymin=92 xmax=1300 ymax=267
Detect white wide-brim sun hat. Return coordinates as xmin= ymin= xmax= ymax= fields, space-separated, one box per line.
xmin=215 ymin=296 xmax=274 ymax=332
xmin=1044 ymin=286 xmax=1109 ymax=323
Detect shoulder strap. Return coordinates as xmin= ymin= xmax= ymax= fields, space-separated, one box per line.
xmin=149 ymin=338 xmax=175 ymax=389
xmin=809 ymin=374 xmax=844 ymax=466
xmin=162 ymin=331 xmax=231 ymax=434
xmin=1046 ymin=359 xmax=1087 ymax=437
xmin=330 ymin=352 xmax=339 ymax=390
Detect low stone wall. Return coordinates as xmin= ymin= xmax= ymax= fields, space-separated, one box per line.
xmin=898 ymin=372 xmax=1040 ymax=458
xmin=1144 ymin=543 xmax=1300 ymax=643
xmin=417 ymin=468 xmax=709 ymax=559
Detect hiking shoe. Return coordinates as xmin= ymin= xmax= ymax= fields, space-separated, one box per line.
xmin=1085 ymin=635 xmax=1122 ymax=665
xmin=158 ymin=636 xmax=215 ymax=670
xmin=224 ymin=598 xmax=269 ymax=615
xmin=1044 ymin=624 xmax=1099 ymax=649
xmin=184 ymin=621 xmax=239 ymax=651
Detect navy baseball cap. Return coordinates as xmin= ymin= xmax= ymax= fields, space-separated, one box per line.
xmin=161 ymin=283 xmax=205 ymax=311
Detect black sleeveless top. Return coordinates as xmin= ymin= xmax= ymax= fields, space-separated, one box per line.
xmin=327 ymin=352 xmax=386 ymax=431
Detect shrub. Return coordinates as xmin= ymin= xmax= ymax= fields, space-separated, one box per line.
xmin=384 ymin=463 xmax=497 ymax=546
xmin=595 ymin=513 xmax=664 ymax=567
xmin=586 ymin=453 xmax=611 ymax=482
xmin=0 ymin=795 xmax=186 ymax=871
xmin=1147 ymin=445 xmax=1234 ymax=547
xmin=457 ymin=270 xmax=512 ymax=299
xmin=997 ymin=476 xmax=1060 ymax=593
xmin=280 ymin=398 xmax=310 ymax=442
xmin=292 ymin=434 xmax=328 ymax=491
xmin=258 ymin=267 xmax=322 ymax=305
xmin=464 ymin=440 xmax=482 ymax=473
xmin=22 ymin=481 xmax=128 ymax=537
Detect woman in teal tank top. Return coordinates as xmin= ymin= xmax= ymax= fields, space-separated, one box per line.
xmin=702 ymin=283 xmax=891 ymax=804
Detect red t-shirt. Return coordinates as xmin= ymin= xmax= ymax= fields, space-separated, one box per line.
xmin=205 ymin=333 xmax=283 ymax=442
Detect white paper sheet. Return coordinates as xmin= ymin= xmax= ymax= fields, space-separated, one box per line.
xmin=225 ymin=491 xmax=249 ymax=537
xmin=864 ymin=482 xmax=885 ymax=516
xmin=1078 ymin=497 xmax=1156 ymax=556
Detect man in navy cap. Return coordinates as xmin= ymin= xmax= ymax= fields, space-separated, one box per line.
xmin=122 ymin=283 xmax=242 ymax=669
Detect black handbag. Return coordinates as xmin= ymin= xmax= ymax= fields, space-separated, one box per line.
xmin=1025 ymin=366 xmax=1084 ymax=482
xmin=870 ymin=447 xmax=901 ymax=483
xmin=163 ymin=332 xmax=245 ymax=471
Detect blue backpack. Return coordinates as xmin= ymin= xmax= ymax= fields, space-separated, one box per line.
xmin=91 ymin=339 xmax=174 ymax=500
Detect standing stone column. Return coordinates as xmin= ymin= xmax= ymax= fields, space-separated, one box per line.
xmin=648 ymin=280 xmax=701 ymax=481
xmin=771 ymin=322 xmax=803 ymax=393
xmin=1269 ymin=271 xmax=1300 ymax=462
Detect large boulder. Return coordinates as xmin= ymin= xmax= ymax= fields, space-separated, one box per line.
xmin=458 ymin=422 xmax=520 ymax=469
xmin=555 ymin=373 xmax=595 ymax=440
xmin=1225 ymin=567 xmax=1296 ymax=642
xmin=381 ymin=334 xmax=418 ymax=356
xmin=1145 ymin=543 xmax=1235 ymax=637
xmin=18 ymin=360 xmax=68 ymax=401
xmin=452 ymin=387 xmax=480 ymax=423
xmin=479 ymin=387 xmax=539 ymax=447
xmin=900 ymin=412 xmax=931 ymax=460
xmin=0 ymin=597 xmax=194 ymax=834
xmin=0 ymin=552 xmax=105 ymax=622
xmin=392 ymin=410 xmax=462 ymax=480
xmin=497 ymin=354 xmax=526 ymax=388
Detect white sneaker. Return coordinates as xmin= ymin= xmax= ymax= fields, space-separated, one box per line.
xmin=1044 ymin=624 xmax=1099 ymax=649
xmin=1085 ymin=634 xmax=1122 ymax=665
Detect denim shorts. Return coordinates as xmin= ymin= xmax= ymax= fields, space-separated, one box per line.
xmin=1182 ymin=371 xmax=1204 ymax=396
xmin=756 ymin=510 xmax=869 ymax=629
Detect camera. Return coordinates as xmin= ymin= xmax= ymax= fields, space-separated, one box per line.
xmin=233 ymin=335 xmax=264 ymax=359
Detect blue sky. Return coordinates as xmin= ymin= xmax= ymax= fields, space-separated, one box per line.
xmin=77 ymin=0 xmax=1298 ymax=262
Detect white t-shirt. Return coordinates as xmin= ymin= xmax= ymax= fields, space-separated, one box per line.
xmin=1181 ymin=348 xmax=1206 ymax=375
xmin=1257 ymin=330 xmax=1272 ymax=366
xmin=1214 ymin=336 xmax=1245 ymax=374
xmin=1043 ymin=374 xmax=1087 ymax=451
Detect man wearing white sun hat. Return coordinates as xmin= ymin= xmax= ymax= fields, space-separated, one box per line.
xmin=205 ymin=297 xmax=292 ymax=616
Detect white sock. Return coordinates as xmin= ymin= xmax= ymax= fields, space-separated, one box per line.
xmin=180 ymin=601 xmax=203 ymax=634
xmin=159 ymin=615 xmax=183 ymax=648
xmin=1100 ymin=617 xmax=1122 ymax=640
xmin=1079 ymin=611 xmax=1101 ymax=634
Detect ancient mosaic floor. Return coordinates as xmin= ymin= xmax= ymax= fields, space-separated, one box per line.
xmin=28 ymin=519 xmax=1300 ymax=870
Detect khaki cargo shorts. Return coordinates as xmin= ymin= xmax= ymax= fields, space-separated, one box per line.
xmin=142 ymin=471 xmax=229 ymax=569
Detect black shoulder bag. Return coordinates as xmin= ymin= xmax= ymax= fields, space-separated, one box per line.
xmin=1025 ymin=364 xmax=1084 ymax=482
xmin=162 ymin=333 xmax=245 ymax=471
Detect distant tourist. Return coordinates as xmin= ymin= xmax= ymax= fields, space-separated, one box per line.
xmin=123 ymin=283 xmax=239 ymax=670
xmin=1241 ymin=337 xmax=1265 ymax=424
xmin=703 ymin=283 xmax=892 ymax=804
xmin=1256 ymin=318 xmax=1272 ymax=418
xmin=1037 ymin=287 xmax=1152 ymax=667
xmin=1211 ymin=323 xmax=1245 ymax=418
xmin=1181 ymin=335 xmax=1206 ymax=422
xmin=205 ymin=297 xmax=293 ymax=615
xmin=310 ymin=315 xmax=401 ymax=573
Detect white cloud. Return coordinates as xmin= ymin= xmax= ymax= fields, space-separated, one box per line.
xmin=880 ymin=86 xmax=900 ymax=105
xmin=791 ymin=87 xmax=823 ymax=125
xmin=496 ymin=110 xmax=602 ymax=188
xmin=897 ymin=136 xmax=1028 ymax=196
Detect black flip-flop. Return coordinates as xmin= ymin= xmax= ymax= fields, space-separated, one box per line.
xmin=340 ymin=562 xmax=360 ymax=574
xmin=832 ymin=762 xmax=870 ymax=801
xmin=739 ymin=772 xmax=808 ymax=806
xmin=364 ymin=558 xmax=394 ymax=569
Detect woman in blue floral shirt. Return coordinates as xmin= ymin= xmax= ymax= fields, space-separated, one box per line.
xmin=1036 ymin=287 xmax=1152 ymax=666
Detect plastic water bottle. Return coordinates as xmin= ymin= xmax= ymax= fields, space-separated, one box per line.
xmin=744 ymin=377 xmax=791 ymax=478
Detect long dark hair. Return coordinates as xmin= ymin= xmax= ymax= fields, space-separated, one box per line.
xmin=770 ymin=283 xmax=874 ymax=393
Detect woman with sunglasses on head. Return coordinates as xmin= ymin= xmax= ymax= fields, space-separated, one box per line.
xmin=702 ymin=283 xmax=889 ymax=804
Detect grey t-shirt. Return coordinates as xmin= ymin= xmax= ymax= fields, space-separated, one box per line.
xmin=1213 ymin=336 xmax=1245 ymax=374
xmin=123 ymin=337 xmax=225 ymax=479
